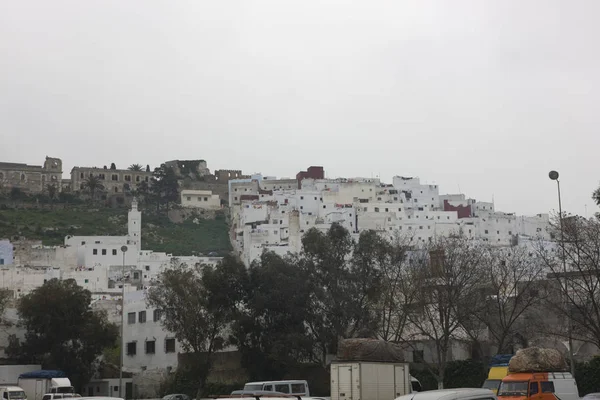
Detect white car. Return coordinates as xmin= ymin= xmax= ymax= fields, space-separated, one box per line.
xmin=395 ymin=388 xmax=496 ymax=400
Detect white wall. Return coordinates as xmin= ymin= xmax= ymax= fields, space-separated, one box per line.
xmin=0 ymin=240 xmax=13 ymax=265
xmin=181 ymin=190 xmax=221 ymax=210
xmin=122 ymin=290 xmax=182 ymax=372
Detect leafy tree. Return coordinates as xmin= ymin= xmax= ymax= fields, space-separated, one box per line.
xmin=230 ymin=251 xmax=313 ymax=380
xmin=593 ymin=187 xmax=600 ymax=207
xmin=149 ymin=164 xmax=179 ymax=211
xmin=9 ymin=279 xmax=118 ymax=390
xmin=402 ymin=237 xmax=486 ymax=389
xmin=146 ymin=256 xmax=246 ymax=397
xmin=298 ymin=224 xmax=382 ymax=365
xmin=128 ymin=164 xmax=143 ymax=171
xmin=82 ymin=175 xmax=105 ymax=200
xmin=110 ymin=163 xmax=116 ymax=170
xmin=46 ymin=184 xmax=58 ymax=201
xmin=10 ymin=187 xmax=25 ymax=201
xmin=146 ymin=165 xmax=151 ymax=172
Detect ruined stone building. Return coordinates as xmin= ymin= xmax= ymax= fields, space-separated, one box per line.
xmin=0 ymin=156 xmax=63 ymax=194
xmin=70 ymin=166 xmax=153 ymax=195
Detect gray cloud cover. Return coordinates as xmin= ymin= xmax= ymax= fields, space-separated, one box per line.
xmin=1 ymin=0 xmax=598 ymax=216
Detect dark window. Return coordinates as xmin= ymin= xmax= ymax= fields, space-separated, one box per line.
xmin=145 ymin=340 xmax=156 ymax=354
xmin=153 ymin=309 xmax=162 ymax=321
xmin=165 ymin=338 xmax=176 ymax=353
xmin=291 ymin=384 xmax=306 ymax=394
xmin=275 ymin=384 xmax=290 ymax=394
xmin=138 ymin=311 xmax=146 ymax=323
xmin=127 ymin=312 xmax=136 ymax=324
xmin=541 ymin=382 xmax=554 ymax=393
xmin=112 ymin=249 xmax=117 ymax=255
xmin=529 ymin=382 xmax=539 ymax=395
xmin=93 ymin=249 xmax=98 ymax=255
xmin=413 ymin=350 xmax=424 ymax=362
xmin=102 ymin=249 xmax=107 ymax=255
xmin=113 ymin=387 xmax=118 ymax=392
xmin=126 ymin=342 xmax=136 ymax=355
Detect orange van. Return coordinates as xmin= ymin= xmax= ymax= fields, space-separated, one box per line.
xmin=497 ymin=372 xmax=579 ymax=400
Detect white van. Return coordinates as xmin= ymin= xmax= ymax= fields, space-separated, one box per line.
xmin=0 ymin=387 xmax=27 ymax=400
xmin=243 ymin=381 xmax=309 ymax=396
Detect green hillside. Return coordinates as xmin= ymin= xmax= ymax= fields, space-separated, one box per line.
xmin=0 ymin=207 xmax=231 ymax=256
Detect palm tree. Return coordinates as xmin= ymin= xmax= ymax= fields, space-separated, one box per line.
xmin=128 ymin=164 xmax=143 ymax=171
xmin=83 ymin=175 xmax=104 ymax=200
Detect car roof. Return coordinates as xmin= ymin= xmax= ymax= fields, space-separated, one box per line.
xmin=245 ymin=381 xmax=307 ymax=385
xmin=396 ymin=388 xmax=496 ymax=400
xmin=0 ymin=387 xmax=24 ymax=391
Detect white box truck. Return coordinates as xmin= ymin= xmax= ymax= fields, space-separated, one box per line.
xmin=17 ymin=371 xmax=74 ymax=400
xmin=331 ymin=362 xmax=412 ymax=400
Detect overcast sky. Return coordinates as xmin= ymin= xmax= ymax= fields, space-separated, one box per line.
xmin=1 ymin=1 xmax=598 ymax=217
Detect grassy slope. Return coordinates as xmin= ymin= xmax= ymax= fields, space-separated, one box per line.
xmin=0 ymin=207 xmax=231 ymax=256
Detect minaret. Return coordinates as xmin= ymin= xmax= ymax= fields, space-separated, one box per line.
xmin=128 ymin=198 xmax=142 ymax=250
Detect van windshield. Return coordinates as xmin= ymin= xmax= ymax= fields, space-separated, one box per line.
xmin=483 ymin=380 xmax=501 ymax=391
xmin=243 ymin=385 xmax=263 ymax=391
xmin=9 ymin=392 xmax=26 ymax=400
xmin=498 ymin=381 xmax=528 ymax=396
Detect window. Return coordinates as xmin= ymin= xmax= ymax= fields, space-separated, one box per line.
xmin=145 ymin=265 xmax=150 ymax=271
xmin=84 ymin=279 xmax=89 ymax=283
xmin=102 ymin=249 xmax=107 ymax=255
xmin=134 ymin=272 xmax=140 ymax=279
xmin=128 ymin=312 xmax=136 ymax=324
xmin=291 ymin=384 xmax=306 ymax=394
xmin=540 ymin=382 xmax=555 ymax=393
xmin=126 ymin=342 xmax=136 ymax=356
xmin=93 ymin=249 xmax=98 ymax=255
xmin=275 ymin=385 xmax=290 ymax=394
xmin=165 ymin=338 xmax=176 ymax=353
xmin=497 ymin=231 xmax=500 ymax=234
xmin=187 ymin=197 xmax=191 ymax=201
xmin=529 ymin=382 xmax=539 ymax=395
xmin=81 ymin=241 xmax=86 ymax=245
xmin=153 ymin=309 xmax=162 ymax=321
xmin=374 ymin=207 xmax=379 ymax=212
xmin=112 ymin=249 xmax=117 ymax=255
xmin=508 ymin=231 xmax=512 ymax=235
xmin=112 ymin=174 xmax=118 ymax=181
xmin=124 ymin=175 xmax=131 ymax=182
xmin=113 ymin=387 xmax=118 ymax=392
xmin=413 ymin=350 xmax=424 ymax=362
xmin=136 ymin=176 xmax=140 ymax=182
xmin=485 ymin=230 xmax=489 ymax=234
xmin=145 ymin=340 xmax=156 ymax=354
xmin=138 ymin=311 xmax=146 ymax=323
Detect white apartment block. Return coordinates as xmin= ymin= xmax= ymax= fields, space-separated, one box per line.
xmin=229 ymin=175 xmax=552 ymax=265
xmin=122 ymin=290 xmax=181 ymax=373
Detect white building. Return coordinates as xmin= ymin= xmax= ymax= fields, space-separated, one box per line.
xmin=122 ymin=290 xmax=181 ymax=373
xmin=230 ymin=174 xmax=552 ymax=265
xmin=180 ymin=189 xmax=221 ymax=210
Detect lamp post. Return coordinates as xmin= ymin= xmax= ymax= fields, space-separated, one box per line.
xmin=549 ymin=170 xmax=576 ymax=375
xmin=119 ymin=245 xmax=128 ymax=398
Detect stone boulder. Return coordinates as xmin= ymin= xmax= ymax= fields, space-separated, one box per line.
xmin=508 ymin=347 xmax=568 ymax=373
xmin=337 ymin=339 xmax=404 ymax=362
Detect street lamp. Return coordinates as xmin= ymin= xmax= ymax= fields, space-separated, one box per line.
xmin=549 ymin=171 xmax=575 ymax=375
xmin=119 ymin=245 xmax=128 ymax=399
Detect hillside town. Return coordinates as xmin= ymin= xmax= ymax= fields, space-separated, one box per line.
xmin=0 ymin=154 xmax=599 ymax=400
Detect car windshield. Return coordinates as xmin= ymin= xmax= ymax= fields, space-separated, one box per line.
xmin=9 ymin=392 xmax=26 ymax=400
xmin=243 ymin=385 xmax=263 ymax=391
xmin=498 ymin=381 xmax=528 ymax=396
xmin=483 ymin=380 xmax=501 ymax=391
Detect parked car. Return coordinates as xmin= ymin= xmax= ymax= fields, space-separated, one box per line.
xmin=395 ymin=389 xmax=496 ymax=400
xmin=162 ymin=394 xmax=191 ymax=400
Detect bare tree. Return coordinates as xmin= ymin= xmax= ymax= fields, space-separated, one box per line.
xmin=374 ymin=234 xmax=418 ymax=343
xmin=463 ymin=245 xmax=546 ymax=354
xmin=537 ymin=215 xmax=600 ymax=348
xmin=401 ymin=236 xmax=486 ymax=389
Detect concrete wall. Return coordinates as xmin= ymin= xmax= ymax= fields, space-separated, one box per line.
xmin=71 ymin=167 xmax=152 ymax=195
xmin=0 ymin=157 xmax=62 ymax=194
